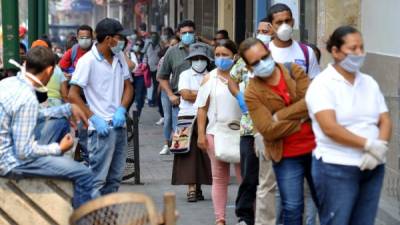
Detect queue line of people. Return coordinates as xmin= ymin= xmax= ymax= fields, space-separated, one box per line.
xmin=0 ymin=2 xmax=391 ymax=225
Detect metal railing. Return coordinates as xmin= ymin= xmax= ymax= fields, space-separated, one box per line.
xmin=123 ymin=109 xmax=141 ymax=184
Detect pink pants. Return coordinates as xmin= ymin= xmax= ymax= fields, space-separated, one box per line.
xmin=207 ymin=134 xmax=242 ymax=223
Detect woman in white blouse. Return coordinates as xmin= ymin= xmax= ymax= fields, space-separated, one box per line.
xmin=196 ymin=40 xmax=242 ymax=225
xmin=305 ymin=26 xmax=392 ymax=225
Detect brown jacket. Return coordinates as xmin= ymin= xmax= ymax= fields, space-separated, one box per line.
xmin=245 ymin=63 xmax=311 ymax=162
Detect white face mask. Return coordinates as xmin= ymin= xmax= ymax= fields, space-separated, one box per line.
xmin=192 ymin=59 xmax=208 ymax=73
xmin=78 ymin=38 xmax=92 ymax=49
xmin=276 ymin=23 xmax=293 ymax=42
xmin=256 ymin=34 xmax=272 ymax=44
xmin=339 ymin=53 xmax=366 ymax=73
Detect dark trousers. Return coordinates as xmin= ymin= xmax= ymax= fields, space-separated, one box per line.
xmin=149 ymin=71 xmax=159 ymax=105
xmin=133 ymin=75 xmax=147 ymax=117
xmin=235 ymin=136 xmax=259 ymax=225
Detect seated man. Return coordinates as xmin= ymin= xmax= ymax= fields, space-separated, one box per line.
xmin=0 ymin=46 xmax=96 ymax=209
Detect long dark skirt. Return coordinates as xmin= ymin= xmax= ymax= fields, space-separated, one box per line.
xmin=171 ymin=117 xmax=212 ymax=185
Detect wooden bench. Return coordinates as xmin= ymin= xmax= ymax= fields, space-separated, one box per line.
xmin=0 ymin=178 xmax=73 ymax=225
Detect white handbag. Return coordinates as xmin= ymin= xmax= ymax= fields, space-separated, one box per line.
xmin=212 ymin=74 xmax=241 ymax=163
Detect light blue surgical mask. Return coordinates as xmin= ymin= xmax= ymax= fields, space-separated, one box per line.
xmin=181 ymin=32 xmax=195 ymax=45
xmin=215 ymin=57 xmax=234 ymax=71
xmin=256 ymin=34 xmax=272 ymax=44
xmin=111 ymin=40 xmax=125 ymax=54
xmin=253 ymin=56 xmax=275 ymax=78
xmin=339 ymin=53 xmax=366 ymax=73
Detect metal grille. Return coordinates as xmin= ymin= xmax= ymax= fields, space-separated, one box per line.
xmin=74 ymin=203 xmax=151 ymax=225
xmin=123 ymin=109 xmax=140 ymax=184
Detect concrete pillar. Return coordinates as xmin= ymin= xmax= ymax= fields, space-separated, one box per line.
xmin=217 ymin=0 xmax=234 ymax=41
xmin=316 ymin=0 xmax=361 ymax=66
xmin=169 ymin=0 xmax=176 ymax=28
xmin=187 ymin=0 xmax=195 ymax=20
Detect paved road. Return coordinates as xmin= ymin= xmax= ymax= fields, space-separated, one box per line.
xmin=120 ymin=106 xmax=240 ymax=225
xmin=118 ymin=106 xmax=400 ymax=225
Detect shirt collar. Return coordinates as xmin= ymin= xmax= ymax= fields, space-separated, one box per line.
xmin=191 ymin=68 xmax=208 ymax=76
xmin=327 ymin=64 xmax=362 ymax=86
xmin=91 ymin=43 xmax=105 ymax=61
xmin=178 ymin=42 xmax=186 ymax=49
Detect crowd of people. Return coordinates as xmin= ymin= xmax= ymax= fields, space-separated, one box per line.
xmin=0 ymin=2 xmax=391 ymax=225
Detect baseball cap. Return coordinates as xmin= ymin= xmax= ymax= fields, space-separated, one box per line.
xmin=95 ymin=18 xmax=133 ymax=37
xmin=31 ymin=39 xmax=49 ymax=48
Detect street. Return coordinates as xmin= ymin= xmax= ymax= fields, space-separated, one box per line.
xmin=120 ymin=106 xmax=239 ymax=225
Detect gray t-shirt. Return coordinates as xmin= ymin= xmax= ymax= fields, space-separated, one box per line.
xmin=158 ymin=42 xmax=213 ymax=93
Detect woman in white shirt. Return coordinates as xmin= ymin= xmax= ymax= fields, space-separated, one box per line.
xmin=196 ymin=40 xmax=242 ymax=225
xmin=305 ymin=26 xmax=392 ymax=225
xmin=171 ymin=43 xmax=212 ymax=203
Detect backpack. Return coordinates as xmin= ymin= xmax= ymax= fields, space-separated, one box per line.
xmin=66 ymin=44 xmax=79 ymax=73
xmin=267 ymin=41 xmax=309 ymax=73
xmin=283 ymin=62 xmax=295 ymax=80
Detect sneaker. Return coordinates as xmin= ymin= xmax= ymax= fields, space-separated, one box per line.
xmin=159 ymin=145 xmax=170 ymax=155
xmin=236 ymin=221 xmax=247 ymax=225
xmin=155 ymin=117 xmax=164 ymax=126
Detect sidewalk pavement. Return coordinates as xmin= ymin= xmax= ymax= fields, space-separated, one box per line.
xmin=118 ymin=105 xmax=400 ymax=225
xmin=120 ymin=106 xmax=240 ymax=225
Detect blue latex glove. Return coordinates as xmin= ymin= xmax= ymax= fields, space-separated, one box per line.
xmin=112 ymin=106 xmax=127 ymax=128
xmin=89 ymin=114 xmax=109 ymax=136
xmin=235 ymin=91 xmax=248 ymax=114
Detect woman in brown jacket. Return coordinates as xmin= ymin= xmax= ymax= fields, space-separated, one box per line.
xmin=240 ymin=38 xmax=318 ymax=225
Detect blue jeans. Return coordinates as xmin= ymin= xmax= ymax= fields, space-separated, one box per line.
xmin=133 ymin=76 xmax=147 ymax=117
xmin=35 ymin=117 xmax=70 ymax=144
xmin=312 ymin=157 xmax=384 ymax=225
xmin=160 ymin=91 xmax=179 ymax=141
xmin=7 ymin=118 xmax=96 ymax=209
xmin=273 ymin=154 xmax=317 ymax=225
xmin=88 ymin=127 xmax=127 ymax=195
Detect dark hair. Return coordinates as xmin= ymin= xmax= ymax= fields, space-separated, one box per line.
xmin=96 ymin=33 xmax=107 ymax=43
xmin=215 ymin=39 xmax=237 ymax=55
xmin=139 ymin=22 xmax=147 ymax=31
xmin=326 ymin=26 xmax=360 ymax=53
xmin=177 ymin=19 xmax=196 ymax=32
xmin=306 ymin=43 xmax=321 ymax=64
xmin=135 ymin=38 xmax=145 ymax=48
xmin=25 ymin=46 xmax=56 ymax=74
xmin=239 ymin=37 xmax=267 ymax=64
xmin=39 ymin=35 xmax=52 ymax=49
xmin=169 ymin=35 xmax=180 ymax=42
xmin=216 ymin=30 xmax=229 ymax=39
xmin=267 ymin=3 xmax=293 ymax=23
xmin=66 ymin=36 xmax=78 ymax=50
xmin=260 ymin=17 xmax=269 ymax=23
xmin=77 ymin=24 xmax=93 ymax=36
xmin=163 ymin=27 xmax=174 ymax=37
xmin=19 ymin=43 xmax=27 ymax=53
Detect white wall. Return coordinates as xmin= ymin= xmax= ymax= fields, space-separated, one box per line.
xmin=361 ymin=0 xmax=400 ymax=57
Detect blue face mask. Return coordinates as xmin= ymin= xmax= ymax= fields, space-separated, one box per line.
xmin=253 ymin=56 xmax=275 ymax=78
xmin=111 ymin=40 xmax=125 ymax=54
xmin=215 ymin=57 xmax=234 ymax=71
xmin=181 ymin=32 xmax=195 ymax=45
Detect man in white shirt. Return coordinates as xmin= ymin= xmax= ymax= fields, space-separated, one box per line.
xmin=267 ymin=3 xmax=320 ymax=79
xmin=69 ymin=18 xmax=134 ymax=195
